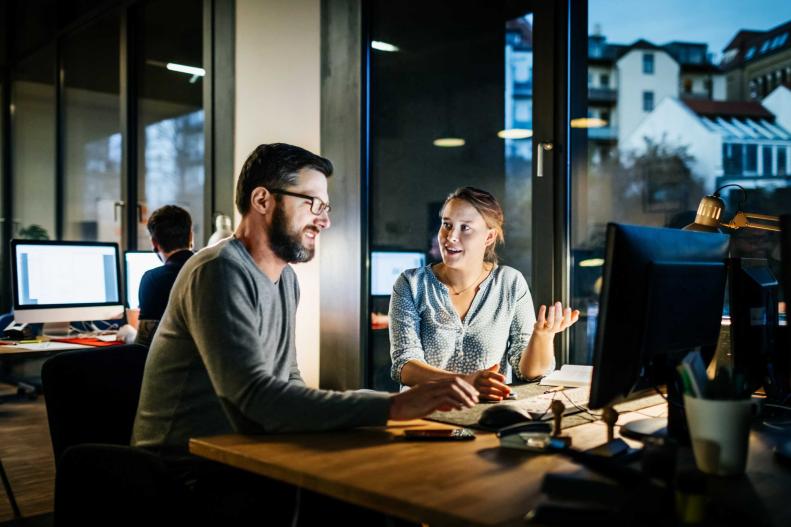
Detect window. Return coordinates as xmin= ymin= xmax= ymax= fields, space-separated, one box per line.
xmin=600 ymin=73 xmax=609 ymax=87
xmin=745 ymin=144 xmax=758 ymax=173
xmin=643 ymin=53 xmax=654 ymax=74
xmin=642 ymin=91 xmax=654 ymax=112
xmin=135 ymin=0 xmax=205 ymax=249
xmin=63 ymin=16 xmax=121 ymax=243
xmin=573 ymin=1 xmax=791 ymax=366
xmin=723 ymin=143 xmax=742 ymax=175
xmin=600 ymin=110 xmax=610 ymax=124
xmin=762 ymin=145 xmax=773 ymax=175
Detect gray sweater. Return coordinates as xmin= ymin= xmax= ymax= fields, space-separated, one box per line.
xmin=132 ymin=237 xmax=390 ymax=449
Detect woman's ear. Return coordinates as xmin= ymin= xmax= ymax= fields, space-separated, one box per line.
xmin=484 ymin=228 xmax=497 ymax=248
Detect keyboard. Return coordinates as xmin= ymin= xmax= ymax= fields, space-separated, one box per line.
xmin=512 ymin=387 xmax=590 ymax=421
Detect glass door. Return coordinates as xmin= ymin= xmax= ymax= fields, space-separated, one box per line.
xmin=366 ymin=0 xmax=564 ymax=390
xmin=62 ymin=15 xmax=122 ymax=244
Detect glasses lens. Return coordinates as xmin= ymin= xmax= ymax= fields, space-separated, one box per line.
xmin=312 ymin=199 xmax=329 ymax=215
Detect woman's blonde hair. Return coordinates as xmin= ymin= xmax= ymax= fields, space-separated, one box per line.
xmin=441 ymin=187 xmax=505 ymax=264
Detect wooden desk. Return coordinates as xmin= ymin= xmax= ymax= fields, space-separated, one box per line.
xmin=189 ymin=406 xmax=670 ymax=527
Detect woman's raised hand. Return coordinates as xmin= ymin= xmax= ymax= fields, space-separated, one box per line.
xmin=534 ymin=301 xmax=580 ymax=336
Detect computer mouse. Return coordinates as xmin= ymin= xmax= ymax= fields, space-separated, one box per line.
xmin=479 ymin=404 xmax=532 ymax=430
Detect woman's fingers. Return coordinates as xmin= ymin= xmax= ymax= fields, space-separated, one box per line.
xmin=537 ymin=304 xmax=547 ymax=325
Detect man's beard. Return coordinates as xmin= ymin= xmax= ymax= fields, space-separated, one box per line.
xmin=269 ymin=205 xmax=317 ymax=263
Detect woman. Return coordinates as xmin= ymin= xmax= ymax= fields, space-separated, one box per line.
xmin=389 ymin=187 xmax=579 ymax=401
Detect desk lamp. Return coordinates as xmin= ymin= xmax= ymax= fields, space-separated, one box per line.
xmin=685 ymin=184 xmax=784 ymax=399
xmin=684 ymin=184 xmax=781 ymax=233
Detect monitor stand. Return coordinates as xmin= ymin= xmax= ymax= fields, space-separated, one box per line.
xmin=42 ymin=322 xmax=71 ymax=337
xmin=619 ymin=378 xmax=689 ymax=444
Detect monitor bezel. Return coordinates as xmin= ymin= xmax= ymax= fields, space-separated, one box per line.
xmin=10 ymin=239 xmax=124 ymax=311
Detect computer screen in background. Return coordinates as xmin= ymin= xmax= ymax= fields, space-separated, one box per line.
xmin=11 ymin=240 xmax=124 ymax=324
xmin=371 ymin=251 xmax=426 ymax=296
xmin=124 ymin=251 xmax=163 ymax=309
xmin=588 ymin=223 xmax=729 ymax=441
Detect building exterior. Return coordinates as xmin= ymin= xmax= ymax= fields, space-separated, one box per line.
xmin=587 ymin=32 xmax=726 ymax=155
xmin=624 ymin=86 xmax=791 ymax=194
xmin=721 ymin=21 xmax=791 ymax=101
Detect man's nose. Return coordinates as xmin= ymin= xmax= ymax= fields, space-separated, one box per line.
xmin=315 ymin=210 xmax=330 ymax=230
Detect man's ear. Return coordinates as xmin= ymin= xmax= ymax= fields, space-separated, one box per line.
xmin=151 ymin=238 xmax=160 ymax=253
xmin=250 ymin=187 xmax=273 ymax=215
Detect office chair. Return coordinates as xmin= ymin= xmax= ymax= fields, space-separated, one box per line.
xmin=41 ymin=344 xmax=194 ymax=526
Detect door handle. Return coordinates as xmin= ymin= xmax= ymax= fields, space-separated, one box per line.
xmin=113 ymin=201 xmax=125 ymax=222
xmin=537 ymin=142 xmax=553 ymax=178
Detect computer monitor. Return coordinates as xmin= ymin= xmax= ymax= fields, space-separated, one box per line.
xmin=11 ymin=240 xmax=124 ymax=324
xmin=588 ymin=223 xmax=729 ymax=440
xmin=371 ymin=250 xmax=426 ymax=296
xmin=124 ymin=251 xmax=162 ymax=309
xmin=727 ymin=258 xmax=780 ymax=398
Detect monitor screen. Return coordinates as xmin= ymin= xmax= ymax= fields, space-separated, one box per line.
xmin=371 ymin=251 xmax=426 ymax=296
xmin=124 ymin=251 xmax=163 ymax=309
xmin=11 ymin=240 xmax=124 ymax=323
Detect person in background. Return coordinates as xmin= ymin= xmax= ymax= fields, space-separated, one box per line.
xmin=390 ymin=186 xmax=580 ymax=400
xmin=135 ymin=205 xmax=194 ymax=347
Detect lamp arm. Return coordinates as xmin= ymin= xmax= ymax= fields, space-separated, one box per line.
xmin=743 ymin=212 xmax=781 ymax=222
xmin=721 ymin=211 xmax=781 ymax=232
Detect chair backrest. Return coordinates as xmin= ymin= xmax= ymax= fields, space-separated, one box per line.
xmin=41 ymin=344 xmax=148 ymax=464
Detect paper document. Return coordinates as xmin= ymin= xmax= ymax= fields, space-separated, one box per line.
xmin=539 ymin=364 xmax=593 ymax=387
xmin=14 ymin=342 xmax=90 ymax=351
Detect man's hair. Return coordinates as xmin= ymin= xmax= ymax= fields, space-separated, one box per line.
xmin=147 ymin=205 xmax=192 ymax=253
xmin=235 ymin=143 xmax=334 ymax=215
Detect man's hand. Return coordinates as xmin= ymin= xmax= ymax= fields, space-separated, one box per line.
xmin=534 ymin=301 xmax=580 ymax=337
xmin=464 ymin=364 xmax=510 ymax=401
xmin=389 ymin=377 xmax=478 ymax=420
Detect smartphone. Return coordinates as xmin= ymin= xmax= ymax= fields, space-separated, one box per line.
xmin=403 ymin=428 xmax=476 ymax=441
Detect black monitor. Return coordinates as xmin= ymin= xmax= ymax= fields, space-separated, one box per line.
xmin=588 ymin=223 xmax=729 ymax=440
xmin=727 ymin=258 xmax=780 ymax=398
xmin=780 ymin=215 xmax=791 ymax=397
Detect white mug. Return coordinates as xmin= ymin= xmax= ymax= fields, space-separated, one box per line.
xmin=684 ymin=395 xmax=755 ymax=476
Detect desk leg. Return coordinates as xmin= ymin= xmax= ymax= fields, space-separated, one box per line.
xmin=0 ymin=457 xmax=21 ymax=519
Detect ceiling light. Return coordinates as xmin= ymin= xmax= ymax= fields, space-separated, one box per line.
xmin=570 ymin=117 xmax=607 ymax=128
xmin=497 ymin=128 xmax=533 ymax=139
xmin=166 ymin=63 xmax=206 ymax=77
xmin=433 ymin=138 xmax=465 ymax=147
xmin=579 ymin=258 xmax=605 ymax=267
xmin=371 ymin=41 xmax=399 ymax=52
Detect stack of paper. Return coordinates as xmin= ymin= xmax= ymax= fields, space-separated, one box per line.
xmin=539 ymin=364 xmax=593 ymax=388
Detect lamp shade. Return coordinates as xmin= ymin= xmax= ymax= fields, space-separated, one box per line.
xmin=684 ymin=194 xmax=725 ymax=233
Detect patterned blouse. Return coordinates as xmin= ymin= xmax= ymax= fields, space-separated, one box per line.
xmin=389 ymin=264 xmax=554 ymax=384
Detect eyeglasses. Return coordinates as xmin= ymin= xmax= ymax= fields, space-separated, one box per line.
xmin=270 ymin=189 xmax=332 ymax=216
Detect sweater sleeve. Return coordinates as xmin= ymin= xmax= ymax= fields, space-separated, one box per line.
xmin=182 ymin=259 xmax=390 ymax=433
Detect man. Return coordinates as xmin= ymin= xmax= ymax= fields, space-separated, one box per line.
xmin=134 ymin=205 xmax=194 ymax=347
xmin=132 ymin=143 xmax=477 ymax=524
